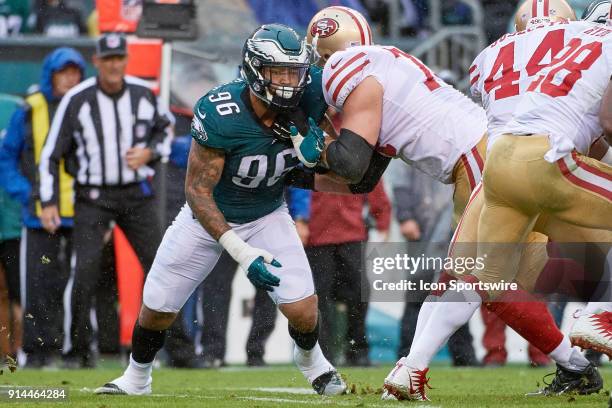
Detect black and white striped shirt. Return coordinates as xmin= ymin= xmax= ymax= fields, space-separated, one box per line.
xmin=39 ymin=75 xmax=173 ymax=206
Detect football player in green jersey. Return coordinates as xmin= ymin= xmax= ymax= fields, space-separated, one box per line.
xmin=95 ymin=24 xmax=347 ymax=397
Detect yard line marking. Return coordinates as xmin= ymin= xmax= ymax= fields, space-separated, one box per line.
xmin=223 ymin=387 xmax=316 ymax=395
xmin=73 ymin=387 xmax=442 ymax=407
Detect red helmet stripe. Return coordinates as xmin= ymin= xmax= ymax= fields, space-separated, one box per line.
xmin=533 ymin=0 xmax=550 ymax=17
xmin=366 ymin=18 xmax=373 ymax=44
xmin=330 ymin=6 xmax=366 ymax=45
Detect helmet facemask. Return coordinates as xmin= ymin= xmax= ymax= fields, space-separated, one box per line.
xmin=256 ymin=60 xmax=310 ymax=110
xmin=242 ymin=30 xmax=313 ymax=111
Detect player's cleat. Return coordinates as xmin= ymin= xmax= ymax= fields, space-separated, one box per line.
xmin=94 ymin=375 xmax=152 ymax=396
xmin=382 ymin=357 xmax=431 ymax=401
xmin=570 ymin=312 xmax=612 ymax=359
xmin=293 ymin=343 xmax=345 ymax=396
xmin=525 ymin=363 xmax=602 ymax=396
xmin=381 ymin=388 xmax=398 ymax=401
xmin=311 ymin=370 xmax=347 ymax=396
xmin=94 ymin=383 xmax=128 ymax=395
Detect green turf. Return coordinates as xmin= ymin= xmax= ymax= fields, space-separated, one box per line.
xmin=0 ymin=364 xmax=610 ymax=407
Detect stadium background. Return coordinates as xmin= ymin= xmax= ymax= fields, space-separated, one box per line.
xmin=0 ymin=0 xmax=597 ymax=366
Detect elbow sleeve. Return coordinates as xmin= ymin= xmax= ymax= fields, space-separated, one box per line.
xmin=349 ymin=150 xmax=391 ymax=194
xmin=326 ymin=128 xmax=374 ymax=183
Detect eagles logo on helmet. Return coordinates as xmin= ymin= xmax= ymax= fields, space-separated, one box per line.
xmin=241 ymin=24 xmax=313 ymax=111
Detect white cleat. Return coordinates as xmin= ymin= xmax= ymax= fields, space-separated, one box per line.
xmin=94 ymin=374 xmax=152 ymax=395
xmin=293 ymin=343 xmax=346 ymax=396
xmin=311 ymin=370 xmax=347 ymax=396
xmin=570 ymin=312 xmax=612 ymax=359
xmin=382 ymin=357 xmax=431 ymax=401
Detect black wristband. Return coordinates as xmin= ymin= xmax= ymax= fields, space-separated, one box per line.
xmin=284 ymin=167 xmax=315 ymax=190
xmin=348 ymin=150 xmax=391 ymax=194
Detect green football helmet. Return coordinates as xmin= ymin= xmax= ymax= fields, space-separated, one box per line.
xmin=241 ymin=24 xmax=313 ymax=110
xmin=581 ymin=0 xmax=611 ymax=24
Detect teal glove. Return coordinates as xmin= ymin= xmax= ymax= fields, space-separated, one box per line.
xmin=246 ymin=256 xmax=282 ymax=292
xmin=219 ymin=230 xmax=281 ymax=292
xmin=290 ymin=117 xmax=325 ymax=168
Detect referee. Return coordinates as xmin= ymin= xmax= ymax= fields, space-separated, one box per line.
xmin=38 ymin=33 xmax=173 ymax=367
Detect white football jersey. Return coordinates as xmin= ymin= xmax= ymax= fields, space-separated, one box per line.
xmin=503 ymin=22 xmax=612 ymax=162
xmin=470 ymin=21 xmax=591 ymax=149
xmin=322 ymin=45 xmax=487 ymax=183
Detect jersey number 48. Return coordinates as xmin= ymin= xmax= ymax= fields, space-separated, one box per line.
xmin=481 ymin=29 xmax=602 ymax=99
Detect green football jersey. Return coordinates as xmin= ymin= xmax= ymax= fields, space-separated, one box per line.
xmin=191 ymin=66 xmax=327 ymax=224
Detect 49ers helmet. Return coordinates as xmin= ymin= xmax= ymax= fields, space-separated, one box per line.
xmin=514 ymin=0 xmax=576 ymax=31
xmin=307 ymin=6 xmax=373 ymax=66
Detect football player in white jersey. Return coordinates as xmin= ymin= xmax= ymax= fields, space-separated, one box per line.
xmin=380 ymin=1 xmax=612 ymax=401
xmin=566 ymin=2 xmax=612 ymax=365
xmin=477 ymin=0 xmax=612 ymax=369
xmin=303 ymin=7 xmax=485 ymax=225
xmin=298 ymin=2 xmax=600 ymax=400
xmin=314 ymin=40 xmax=488 ymax=227
xmin=383 ymin=0 xmax=608 ymax=400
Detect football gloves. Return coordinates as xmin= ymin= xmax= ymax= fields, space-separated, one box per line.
xmin=271 ymin=108 xmax=308 ymax=140
xmin=219 ymin=230 xmax=281 ymax=292
xmin=290 ymin=117 xmax=325 ymax=168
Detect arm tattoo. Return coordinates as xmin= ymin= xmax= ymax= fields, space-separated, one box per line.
xmin=185 ymin=141 xmax=230 ymax=241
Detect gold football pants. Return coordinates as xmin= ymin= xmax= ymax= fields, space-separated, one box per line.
xmin=473 ymin=135 xmax=612 ymax=296
xmin=451 ymin=134 xmax=487 ymax=228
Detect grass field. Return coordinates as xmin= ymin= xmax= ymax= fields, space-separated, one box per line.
xmin=0 ymin=363 xmax=611 ymax=407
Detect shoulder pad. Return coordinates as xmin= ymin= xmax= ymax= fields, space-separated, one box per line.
xmin=322 ymin=47 xmax=372 ymax=109
xmin=191 ymin=95 xmax=224 ymax=149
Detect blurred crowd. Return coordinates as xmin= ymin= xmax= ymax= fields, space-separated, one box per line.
xmin=2 ymin=0 xmax=599 ymax=43
xmin=0 ymin=0 xmax=521 ymax=41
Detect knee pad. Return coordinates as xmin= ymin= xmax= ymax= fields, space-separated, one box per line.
xmin=289 ymin=319 xmax=319 ymax=351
